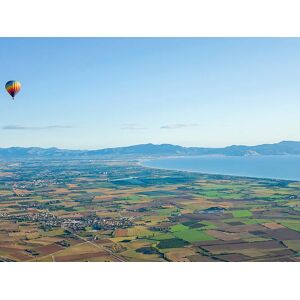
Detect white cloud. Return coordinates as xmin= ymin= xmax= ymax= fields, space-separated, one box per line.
xmin=3 ymin=125 xmax=73 ymax=130
xmin=121 ymin=123 xmax=148 ymax=130
xmin=160 ymin=123 xmax=199 ymax=129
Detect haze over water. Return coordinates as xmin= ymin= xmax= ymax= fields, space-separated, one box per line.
xmin=143 ymin=155 xmax=300 ymax=181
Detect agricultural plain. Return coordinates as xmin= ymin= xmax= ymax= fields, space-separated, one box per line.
xmin=0 ymin=159 xmax=300 ymax=262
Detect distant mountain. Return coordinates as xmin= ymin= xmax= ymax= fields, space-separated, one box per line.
xmin=1 ymin=141 xmax=300 ymax=160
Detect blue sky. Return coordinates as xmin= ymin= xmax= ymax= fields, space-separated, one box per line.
xmin=1 ymin=38 xmax=300 ymax=149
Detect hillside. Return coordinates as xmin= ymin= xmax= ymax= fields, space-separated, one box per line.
xmin=1 ymin=141 xmax=300 ymax=159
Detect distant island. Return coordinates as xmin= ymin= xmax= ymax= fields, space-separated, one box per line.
xmin=1 ymin=140 xmax=300 ymax=159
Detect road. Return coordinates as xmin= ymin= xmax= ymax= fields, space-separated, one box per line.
xmin=62 ymin=226 xmax=128 ymax=262
xmin=34 ymin=207 xmax=128 ymax=262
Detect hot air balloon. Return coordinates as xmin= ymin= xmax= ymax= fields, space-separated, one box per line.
xmin=5 ymin=80 xmax=21 ymax=100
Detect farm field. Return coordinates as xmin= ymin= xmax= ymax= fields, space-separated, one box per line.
xmin=0 ymin=159 xmax=300 ymax=262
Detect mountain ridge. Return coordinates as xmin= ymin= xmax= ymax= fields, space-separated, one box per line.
xmin=1 ymin=140 xmax=300 ymax=159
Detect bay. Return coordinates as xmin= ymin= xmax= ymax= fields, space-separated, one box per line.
xmin=142 ymin=155 xmax=300 ymax=181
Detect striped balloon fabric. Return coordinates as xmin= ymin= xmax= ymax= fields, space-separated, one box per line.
xmin=5 ymin=80 xmax=21 ymax=99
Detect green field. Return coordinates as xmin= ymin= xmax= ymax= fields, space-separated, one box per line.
xmin=170 ymin=224 xmax=189 ymax=232
xmin=232 ymin=210 xmax=253 ymax=218
xmin=173 ymin=229 xmax=216 ymax=242
xmin=1 ymin=159 xmax=300 ymax=262
xmin=280 ymin=221 xmax=300 ymax=232
xmin=157 ymin=238 xmax=188 ymax=249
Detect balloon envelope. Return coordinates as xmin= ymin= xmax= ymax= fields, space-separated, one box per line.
xmin=5 ymin=80 xmax=21 ymax=99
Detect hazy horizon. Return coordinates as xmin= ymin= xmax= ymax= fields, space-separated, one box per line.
xmin=1 ymin=38 xmax=300 ymax=149
xmin=0 ymin=139 xmax=299 ymax=151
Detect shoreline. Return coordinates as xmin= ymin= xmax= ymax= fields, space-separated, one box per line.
xmin=138 ymin=156 xmax=298 ymax=183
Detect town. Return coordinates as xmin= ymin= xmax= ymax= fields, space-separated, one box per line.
xmin=0 ymin=159 xmax=300 ymax=261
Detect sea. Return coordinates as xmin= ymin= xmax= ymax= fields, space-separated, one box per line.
xmin=142 ymin=155 xmax=300 ymax=181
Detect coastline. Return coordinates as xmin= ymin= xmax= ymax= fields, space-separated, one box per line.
xmin=138 ymin=156 xmax=298 ymax=182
